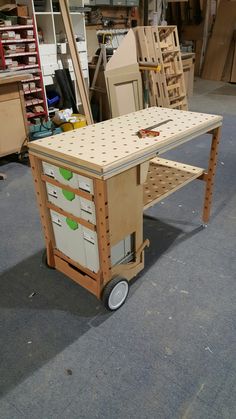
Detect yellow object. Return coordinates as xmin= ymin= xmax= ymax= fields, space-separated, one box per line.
xmin=61 ymin=114 xmax=86 ymax=132
xmin=139 ymin=65 xmax=161 ymax=72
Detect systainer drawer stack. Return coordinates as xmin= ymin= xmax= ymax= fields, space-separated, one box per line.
xmin=28 ymin=107 xmax=222 ymax=310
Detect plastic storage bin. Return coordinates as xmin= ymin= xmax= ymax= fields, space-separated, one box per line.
xmin=46 ymin=182 xmax=96 ymax=224
xmin=50 ymin=210 xmax=99 ymax=272
xmin=42 ymin=161 xmax=94 ymax=194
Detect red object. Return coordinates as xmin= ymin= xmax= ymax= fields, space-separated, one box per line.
xmin=138 ymin=129 xmax=160 ymax=138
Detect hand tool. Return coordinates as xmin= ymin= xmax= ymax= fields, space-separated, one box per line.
xmin=136 ymin=118 xmax=173 ymax=138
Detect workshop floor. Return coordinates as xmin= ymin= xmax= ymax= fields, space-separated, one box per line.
xmin=0 ymin=79 xmax=236 ymax=419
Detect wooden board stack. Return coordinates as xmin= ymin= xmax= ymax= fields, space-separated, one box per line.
xmin=134 ymin=26 xmax=188 ymax=111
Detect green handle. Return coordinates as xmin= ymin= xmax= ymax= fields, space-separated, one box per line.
xmin=66 ymin=218 xmax=78 ymax=230
xmin=62 ymin=189 xmax=75 ymax=201
xmin=59 ymin=167 xmax=73 ymax=181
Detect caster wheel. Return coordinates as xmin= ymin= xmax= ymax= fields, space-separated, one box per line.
xmin=102 ymin=276 xmax=129 ymax=311
xmin=18 ymin=152 xmax=28 ymax=163
xmin=42 ymin=249 xmax=55 ymax=269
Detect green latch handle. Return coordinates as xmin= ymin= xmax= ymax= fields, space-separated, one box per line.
xmin=66 ymin=218 xmax=78 ymax=230
xmin=62 ymin=189 xmax=75 ymax=201
xmin=59 ymin=167 xmax=73 ymax=181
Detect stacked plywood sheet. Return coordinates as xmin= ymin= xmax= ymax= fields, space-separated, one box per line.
xmin=202 ymin=0 xmax=236 ymax=81
xmin=134 ymin=26 xmax=188 ymax=110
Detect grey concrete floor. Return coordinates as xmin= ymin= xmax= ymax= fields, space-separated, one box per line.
xmin=0 ymin=79 xmax=236 ymax=419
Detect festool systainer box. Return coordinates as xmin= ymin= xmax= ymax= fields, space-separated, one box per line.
xmin=46 ymin=183 xmax=96 ymax=224
xmin=50 ymin=210 xmax=99 ymax=272
xmin=42 ymin=161 xmax=94 ymax=194
xmin=111 ymin=235 xmax=133 ymax=266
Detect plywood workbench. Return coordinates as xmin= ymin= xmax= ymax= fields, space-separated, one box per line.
xmin=28 ymin=107 xmax=222 ymax=310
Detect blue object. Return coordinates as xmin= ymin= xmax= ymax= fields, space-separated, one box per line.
xmin=30 ymin=127 xmax=62 ymax=140
xmin=47 ymin=91 xmax=60 ymax=106
xmin=29 ymin=120 xmax=62 ymax=140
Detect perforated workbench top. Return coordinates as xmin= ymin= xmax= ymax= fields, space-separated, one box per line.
xmin=29 ymin=107 xmax=222 ymax=178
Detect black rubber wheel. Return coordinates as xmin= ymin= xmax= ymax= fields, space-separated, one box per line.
xmin=42 ymin=249 xmax=55 ymax=269
xmin=18 ymin=151 xmax=28 ymax=163
xmin=102 ymin=276 xmax=129 ymax=311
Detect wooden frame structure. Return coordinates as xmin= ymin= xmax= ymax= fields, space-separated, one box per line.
xmin=134 ymin=26 xmax=188 ymax=110
xmin=28 ymin=107 xmax=222 ymax=306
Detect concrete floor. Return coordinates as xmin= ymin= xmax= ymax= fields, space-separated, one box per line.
xmin=0 ymin=79 xmax=236 ymax=419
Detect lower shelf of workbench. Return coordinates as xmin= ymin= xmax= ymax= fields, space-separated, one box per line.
xmin=143 ymin=157 xmax=204 ymax=210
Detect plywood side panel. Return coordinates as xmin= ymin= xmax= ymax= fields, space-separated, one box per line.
xmin=0 ymin=99 xmax=26 ymax=157
xmin=107 ymin=166 xmax=143 ymax=247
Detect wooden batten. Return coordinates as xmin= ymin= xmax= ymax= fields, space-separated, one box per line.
xmin=59 ymin=0 xmax=93 ymax=125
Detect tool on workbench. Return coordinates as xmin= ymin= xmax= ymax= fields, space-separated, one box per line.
xmin=136 ymin=118 xmax=173 ymax=138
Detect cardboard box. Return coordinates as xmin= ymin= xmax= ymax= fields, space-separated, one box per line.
xmin=18 ymin=16 xmax=33 ymax=25
xmin=22 ymin=83 xmax=30 ymax=91
xmin=5 ymin=57 xmax=13 ymax=65
xmin=25 ymin=43 xmax=36 ymax=52
xmin=6 ymin=59 xmax=18 ymax=68
xmin=25 ymin=55 xmax=37 ymax=64
xmin=29 ymin=81 xmax=36 ymax=89
xmin=22 ymin=30 xmax=34 ymax=39
xmin=4 ymin=44 xmax=16 ymax=53
xmin=9 ymin=4 xmax=28 ymax=17
xmin=2 ymin=19 xmax=12 ymax=26
xmin=0 ymin=3 xmax=28 ymax=17
xmin=1 ymin=30 xmax=15 ymax=39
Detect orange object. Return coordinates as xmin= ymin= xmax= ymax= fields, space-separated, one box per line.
xmin=138 ymin=129 xmax=160 ymax=138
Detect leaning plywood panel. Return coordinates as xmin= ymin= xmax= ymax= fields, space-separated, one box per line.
xmin=105 ymin=30 xmax=143 ymax=117
xmin=106 ymin=66 xmax=143 ymax=118
xmin=230 ymin=32 xmax=236 ymax=83
xmin=106 ymin=29 xmax=138 ymax=72
xmin=202 ymin=0 xmax=236 ymax=80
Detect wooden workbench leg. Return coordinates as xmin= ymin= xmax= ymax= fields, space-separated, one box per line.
xmin=94 ymin=179 xmax=112 ymax=296
xmin=202 ymin=126 xmax=221 ymax=224
xmin=29 ymin=154 xmax=55 ymax=267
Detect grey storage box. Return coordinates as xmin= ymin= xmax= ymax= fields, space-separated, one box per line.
xmin=50 ymin=210 xmax=100 ymax=272
xmin=42 ymin=161 xmax=94 ymax=194
xmin=112 ymin=0 xmax=126 ymax=4
xmin=126 ymin=0 xmax=139 ymax=5
xmin=46 ymin=182 xmax=96 ymax=224
xmin=95 ymin=0 xmax=111 ymax=5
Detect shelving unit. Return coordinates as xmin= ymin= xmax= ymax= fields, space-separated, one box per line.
xmin=0 ymin=19 xmax=48 ymax=125
xmin=31 ymin=0 xmax=89 ymax=109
